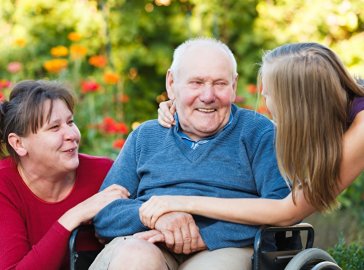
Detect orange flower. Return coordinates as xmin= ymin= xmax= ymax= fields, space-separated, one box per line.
xmin=50 ymin=46 xmax=68 ymax=57
xmin=247 ymin=84 xmax=257 ymax=94
xmin=257 ymin=105 xmax=270 ymax=115
xmin=118 ymin=94 xmax=129 ymax=103
xmin=103 ymin=72 xmax=120 ymax=85
xmin=43 ymin=59 xmax=68 ymax=73
xmin=89 ymin=55 xmax=107 ymax=68
xmin=14 ymin=38 xmax=26 ymax=47
xmin=70 ymin=44 xmax=87 ymax=60
xmin=113 ymin=138 xmax=125 ymax=149
xmin=68 ymin=32 xmax=81 ymax=42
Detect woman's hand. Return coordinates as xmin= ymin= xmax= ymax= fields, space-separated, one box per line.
xmin=139 ymin=195 xmax=188 ymax=229
xmin=59 ymin=184 xmax=129 ymax=231
xmin=158 ymin=100 xmax=176 ymax=128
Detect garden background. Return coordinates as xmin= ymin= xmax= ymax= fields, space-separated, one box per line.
xmin=0 ymin=0 xmax=363 ymax=267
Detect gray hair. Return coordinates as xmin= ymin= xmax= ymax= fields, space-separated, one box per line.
xmin=169 ymin=37 xmax=238 ymax=79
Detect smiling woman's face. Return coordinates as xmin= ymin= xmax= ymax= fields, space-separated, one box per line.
xmin=20 ymin=99 xmax=81 ymax=173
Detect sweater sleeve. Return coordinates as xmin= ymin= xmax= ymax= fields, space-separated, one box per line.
xmin=93 ymin=131 xmax=148 ymax=238
xmin=0 ymin=191 xmax=70 ymax=270
xmin=251 ymin=128 xmax=291 ymax=199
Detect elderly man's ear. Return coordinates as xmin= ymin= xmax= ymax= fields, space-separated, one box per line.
xmin=166 ymin=69 xmax=176 ymax=101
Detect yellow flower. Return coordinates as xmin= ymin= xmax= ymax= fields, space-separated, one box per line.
xmin=14 ymin=38 xmax=26 ymax=48
xmin=68 ymin=32 xmax=81 ymax=42
xmin=50 ymin=46 xmax=69 ymax=57
xmin=43 ymin=59 xmax=68 ymax=73
xmin=103 ymin=72 xmax=120 ymax=85
xmin=70 ymin=44 xmax=87 ymax=60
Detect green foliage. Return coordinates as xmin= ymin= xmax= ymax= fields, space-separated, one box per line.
xmin=0 ymin=0 xmax=363 ymax=160
xmin=337 ymin=172 xmax=364 ymax=224
xmin=328 ymin=237 xmax=364 ymax=270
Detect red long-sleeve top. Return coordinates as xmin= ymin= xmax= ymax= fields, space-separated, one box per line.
xmin=0 ymin=154 xmax=113 ymax=270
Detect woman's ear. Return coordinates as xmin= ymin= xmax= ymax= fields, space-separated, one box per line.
xmin=8 ymin=133 xmax=27 ymax=157
xmin=166 ymin=69 xmax=176 ymax=100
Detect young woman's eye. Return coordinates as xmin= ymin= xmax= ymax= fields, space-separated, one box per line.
xmin=68 ymin=119 xmax=75 ymax=125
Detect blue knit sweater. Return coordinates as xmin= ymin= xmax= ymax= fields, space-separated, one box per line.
xmin=94 ymin=105 xmax=290 ymax=250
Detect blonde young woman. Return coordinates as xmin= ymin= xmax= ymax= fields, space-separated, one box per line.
xmin=139 ymin=42 xmax=364 ymax=229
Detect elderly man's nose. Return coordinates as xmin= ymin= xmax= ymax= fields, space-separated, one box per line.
xmin=200 ymin=84 xmax=215 ymax=103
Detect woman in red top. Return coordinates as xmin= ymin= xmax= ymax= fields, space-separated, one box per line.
xmin=0 ymin=80 xmax=128 ymax=269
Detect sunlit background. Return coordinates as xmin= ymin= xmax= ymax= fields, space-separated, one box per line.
xmin=0 ymin=0 xmax=363 ymax=266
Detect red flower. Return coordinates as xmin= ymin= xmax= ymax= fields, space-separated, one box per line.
xmin=113 ymin=138 xmax=125 ymax=149
xmin=81 ymin=80 xmax=100 ymax=93
xmin=99 ymin=117 xmax=128 ymax=135
xmin=0 ymin=80 xmax=11 ymax=90
xmin=115 ymin=122 xmax=128 ymax=134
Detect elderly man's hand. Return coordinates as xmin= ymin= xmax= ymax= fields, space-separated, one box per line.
xmin=152 ymin=212 xmax=206 ymax=254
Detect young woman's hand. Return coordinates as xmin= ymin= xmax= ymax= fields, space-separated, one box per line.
xmin=158 ymin=100 xmax=176 ymax=128
xmin=139 ymin=195 xmax=188 ymax=229
xmin=59 ymin=184 xmax=129 ymax=231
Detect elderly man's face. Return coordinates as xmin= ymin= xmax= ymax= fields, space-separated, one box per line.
xmin=167 ymin=46 xmax=237 ymax=141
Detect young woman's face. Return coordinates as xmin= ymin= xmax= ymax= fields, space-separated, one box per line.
xmin=261 ymin=66 xmax=276 ymax=119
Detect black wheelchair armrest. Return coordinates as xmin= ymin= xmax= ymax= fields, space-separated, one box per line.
xmin=252 ymin=223 xmax=315 ymax=270
xmin=69 ymin=224 xmax=104 ymax=270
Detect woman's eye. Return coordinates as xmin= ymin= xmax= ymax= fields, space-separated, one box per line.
xmin=50 ymin=125 xmax=59 ymax=130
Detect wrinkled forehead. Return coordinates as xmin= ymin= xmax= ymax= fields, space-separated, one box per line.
xmin=177 ymin=46 xmax=235 ymax=80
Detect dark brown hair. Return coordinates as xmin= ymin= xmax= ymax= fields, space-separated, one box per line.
xmin=0 ymin=80 xmax=75 ymax=162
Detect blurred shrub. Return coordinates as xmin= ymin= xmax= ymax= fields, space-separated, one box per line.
xmin=328 ymin=237 xmax=364 ymax=270
xmin=0 ymin=0 xmax=363 ymax=160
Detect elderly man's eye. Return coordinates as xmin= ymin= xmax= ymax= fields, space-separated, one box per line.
xmin=215 ymin=81 xmax=228 ymax=86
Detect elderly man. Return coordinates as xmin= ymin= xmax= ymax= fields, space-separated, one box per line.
xmin=91 ymin=38 xmax=290 ymax=270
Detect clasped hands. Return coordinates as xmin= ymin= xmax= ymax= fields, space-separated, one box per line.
xmin=136 ymin=196 xmax=205 ymax=254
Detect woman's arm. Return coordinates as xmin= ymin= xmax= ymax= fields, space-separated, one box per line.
xmin=140 ymin=191 xmax=314 ymax=228
xmin=142 ymin=112 xmax=364 ymax=228
xmin=0 ymin=184 xmax=127 ymax=270
xmin=338 ymin=111 xmax=364 ymax=191
xmin=58 ymin=184 xmax=129 ymax=231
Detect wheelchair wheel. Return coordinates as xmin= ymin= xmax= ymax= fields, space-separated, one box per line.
xmin=284 ymin=248 xmax=341 ymax=270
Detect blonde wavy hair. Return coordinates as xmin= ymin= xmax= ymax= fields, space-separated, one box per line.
xmin=259 ymin=42 xmax=364 ymax=211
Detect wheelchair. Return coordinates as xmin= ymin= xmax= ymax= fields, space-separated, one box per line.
xmin=69 ymin=223 xmax=342 ymax=270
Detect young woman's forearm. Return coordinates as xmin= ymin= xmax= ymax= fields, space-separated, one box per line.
xmin=184 ymin=192 xmax=315 ymax=226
